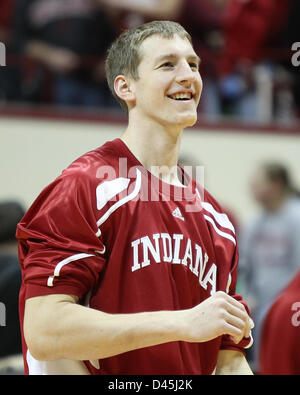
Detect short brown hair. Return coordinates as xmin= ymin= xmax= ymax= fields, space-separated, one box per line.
xmin=105 ymin=20 xmax=192 ymax=111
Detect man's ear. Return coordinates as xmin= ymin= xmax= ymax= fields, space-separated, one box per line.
xmin=114 ymin=75 xmax=135 ymax=106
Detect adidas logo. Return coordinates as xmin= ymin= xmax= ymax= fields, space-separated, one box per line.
xmin=172 ymin=207 xmax=185 ymax=221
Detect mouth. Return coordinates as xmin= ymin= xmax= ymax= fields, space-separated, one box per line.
xmin=167 ymin=92 xmax=194 ymax=102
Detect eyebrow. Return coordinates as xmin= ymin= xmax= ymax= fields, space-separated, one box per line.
xmin=154 ymin=53 xmax=201 ymax=66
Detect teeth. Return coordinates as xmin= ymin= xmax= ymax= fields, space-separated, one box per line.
xmin=170 ymin=92 xmax=192 ymax=100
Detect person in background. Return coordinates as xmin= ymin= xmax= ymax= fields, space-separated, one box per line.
xmin=238 ymin=162 xmax=300 ymax=372
xmin=0 ymin=0 xmax=22 ymax=102
xmin=96 ymin=0 xmax=183 ymax=41
xmin=218 ymin=0 xmax=296 ymax=123
xmin=97 ymin=0 xmax=183 ymax=24
xmin=0 ymin=0 xmax=15 ymax=43
xmin=0 ymin=201 xmax=24 ymax=370
xmin=259 ymin=268 xmax=300 ymax=375
xmin=10 ymin=0 xmax=117 ymax=107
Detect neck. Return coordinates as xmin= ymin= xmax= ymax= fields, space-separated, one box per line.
xmin=121 ymin=112 xmax=185 ymax=186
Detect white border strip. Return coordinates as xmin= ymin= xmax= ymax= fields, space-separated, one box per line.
xmin=47 ymin=253 xmax=95 ymax=287
xmin=202 ymin=202 xmax=235 ymax=234
xmin=96 ymin=169 xmax=142 ymax=228
xmin=195 ymin=188 xmax=235 ymax=234
xmin=203 ymin=215 xmax=236 ymax=245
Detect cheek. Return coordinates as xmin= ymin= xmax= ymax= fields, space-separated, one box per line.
xmin=137 ymin=83 xmax=166 ymax=107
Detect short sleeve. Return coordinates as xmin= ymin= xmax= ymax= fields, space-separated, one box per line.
xmin=17 ymin=171 xmax=106 ymax=300
xmin=220 ymin=243 xmax=253 ymax=353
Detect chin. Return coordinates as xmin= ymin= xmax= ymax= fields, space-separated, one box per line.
xmin=177 ymin=113 xmax=197 ymax=128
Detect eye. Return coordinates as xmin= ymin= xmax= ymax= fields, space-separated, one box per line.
xmin=160 ymin=62 xmax=174 ymax=68
xmin=189 ymin=62 xmax=199 ymax=70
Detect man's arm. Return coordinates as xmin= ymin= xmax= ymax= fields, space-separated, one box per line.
xmin=24 ymin=41 xmax=79 ymax=73
xmin=98 ymin=0 xmax=183 ymax=19
xmin=215 ymin=350 xmax=253 ymax=375
xmin=24 ymin=293 xmax=181 ymax=361
xmin=24 ymin=291 xmax=252 ymax=361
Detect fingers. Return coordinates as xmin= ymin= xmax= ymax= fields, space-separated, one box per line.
xmin=189 ymin=291 xmax=254 ymax=344
xmin=222 ymin=322 xmax=243 ymax=343
xmin=216 ymin=292 xmax=254 ymax=342
xmin=225 ymin=303 xmax=251 ymax=338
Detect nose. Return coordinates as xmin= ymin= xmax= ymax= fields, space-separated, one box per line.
xmin=175 ymin=60 xmax=197 ymax=86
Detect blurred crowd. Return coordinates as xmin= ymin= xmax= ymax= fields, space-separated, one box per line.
xmin=0 ymin=0 xmax=300 ymax=124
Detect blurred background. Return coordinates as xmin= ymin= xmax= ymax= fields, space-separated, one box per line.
xmin=1 ymin=0 xmax=300 ymax=375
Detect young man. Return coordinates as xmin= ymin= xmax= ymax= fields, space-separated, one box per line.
xmin=17 ymin=21 xmax=253 ymax=375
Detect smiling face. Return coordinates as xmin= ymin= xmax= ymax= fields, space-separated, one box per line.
xmin=125 ymin=34 xmax=203 ymax=132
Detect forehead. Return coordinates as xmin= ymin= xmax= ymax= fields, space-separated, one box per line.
xmin=139 ymin=34 xmax=196 ymax=63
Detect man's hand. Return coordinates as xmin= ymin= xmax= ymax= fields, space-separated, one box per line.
xmin=44 ymin=47 xmax=80 ymax=74
xmin=25 ymin=41 xmax=80 ymax=74
xmin=179 ymin=291 xmax=253 ymax=344
xmin=96 ymin=0 xmax=182 ymax=19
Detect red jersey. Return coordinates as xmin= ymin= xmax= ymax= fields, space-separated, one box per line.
xmin=17 ymin=138 xmax=251 ymax=375
xmin=259 ymin=269 xmax=300 ymax=375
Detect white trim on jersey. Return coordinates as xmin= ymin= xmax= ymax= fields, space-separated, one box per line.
xmin=47 ymin=252 xmax=95 ymax=287
xmin=195 ymin=188 xmax=235 ymax=234
xmin=201 ymin=202 xmax=235 ymax=234
xmin=203 ymin=215 xmax=236 ymax=246
xmin=244 ymin=331 xmax=254 ymax=349
xmin=96 ymin=168 xmax=142 ymax=228
xmin=195 ymin=188 xmax=236 ymax=245
xmin=96 ymin=177 xmax=131 ymax=210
